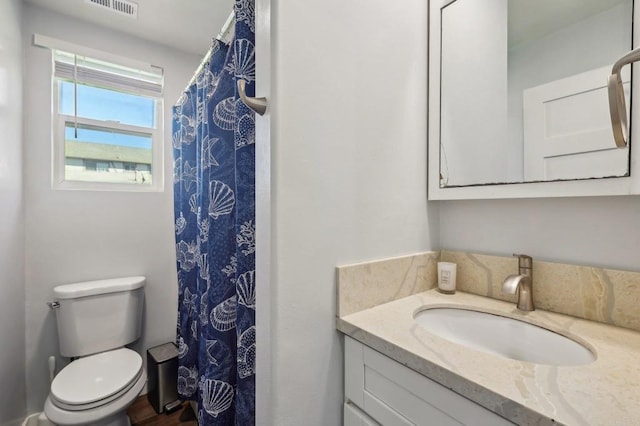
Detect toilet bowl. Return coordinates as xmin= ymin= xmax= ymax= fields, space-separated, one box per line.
xmin=44 ymin=277 xmax=147 ymax=426
xmin=44 ymin=349 xmax=146 ymax=426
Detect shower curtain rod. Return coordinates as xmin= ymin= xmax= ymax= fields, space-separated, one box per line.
xmin=183 ymin=11 xmax=235 ymax=91
xmin=217 ymin=11 xmax=236 ymax=44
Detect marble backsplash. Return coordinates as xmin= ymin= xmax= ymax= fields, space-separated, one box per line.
xmin=337 ymin=250 xmax=640 ymax=332
xmin=336 ymin=251 xmax=440 ymax=317
xmin=441 ymin=251 xmax=640 ymax=332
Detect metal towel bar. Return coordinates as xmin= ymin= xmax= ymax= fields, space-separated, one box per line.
xmin=608 ymin=46 xmax=640 ymax=148
xmin=237 ymin=79 xmax=267 ymax=116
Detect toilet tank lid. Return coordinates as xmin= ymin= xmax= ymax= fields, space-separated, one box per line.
xmin=54 ymin=276 xmax=146 ymax=300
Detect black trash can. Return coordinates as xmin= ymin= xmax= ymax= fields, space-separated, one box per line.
xmin=147 ymin=342 xmax=180 ymax=413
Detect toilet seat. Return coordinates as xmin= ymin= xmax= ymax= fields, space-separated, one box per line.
xmin=44 ymin=368 xmax=146 ymax=426
xmin=44 ymin=348 xmax=146 ymax=426
xmin=50 ymin=348 xmax=143 ymax=411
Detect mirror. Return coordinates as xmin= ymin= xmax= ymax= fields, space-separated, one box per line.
xmin=437 ymin=0 xmax=633 ymax=188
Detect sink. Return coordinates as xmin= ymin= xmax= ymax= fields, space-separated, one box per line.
xmin=414 ymin=308 xmax=595 ymax=366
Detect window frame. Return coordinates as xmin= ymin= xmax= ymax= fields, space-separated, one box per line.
xmin=51 ymin=58 xmax=165 ymax=192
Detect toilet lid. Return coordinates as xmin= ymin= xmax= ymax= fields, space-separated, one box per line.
xmin=51 ymin=348 xmax=143 ymax=406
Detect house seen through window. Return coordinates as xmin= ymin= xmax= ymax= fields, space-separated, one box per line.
xmin=53 ymin=50 xmax=164 ymax=189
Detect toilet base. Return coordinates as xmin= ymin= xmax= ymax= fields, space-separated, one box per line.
xmin=43 ymin=406 xmax=132 ymax=426
xmin=21 ymin=412 xmax=55 ymax=426
xmin=83 ymin=412 xmax=130 ymax=426
xmin=27 ymin=411 xmax=130 ymax=426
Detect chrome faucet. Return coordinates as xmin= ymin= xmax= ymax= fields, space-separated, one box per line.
xmin=502 ymin=254 xmax=535 ymax=311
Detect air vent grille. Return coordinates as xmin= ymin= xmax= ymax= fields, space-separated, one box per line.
xmin=85 ymin=0 xmax=138 ymax=19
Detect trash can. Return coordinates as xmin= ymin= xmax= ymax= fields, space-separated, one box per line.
xmin=147 ymin=342 xmax=180 ymax=414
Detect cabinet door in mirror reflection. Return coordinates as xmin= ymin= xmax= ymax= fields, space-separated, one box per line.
xmin=438 ymin=0 xmax=633 ymax=187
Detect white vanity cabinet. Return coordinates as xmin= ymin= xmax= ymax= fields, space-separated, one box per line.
xmin=344 ymin=337 xmax=514 ymax=426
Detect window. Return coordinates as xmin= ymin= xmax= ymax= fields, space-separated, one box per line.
xmin=52 ymin=50 xmax=164 ymax=190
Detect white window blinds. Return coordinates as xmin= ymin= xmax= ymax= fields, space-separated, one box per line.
xmin=54 ymin=50 xmax=164 ymax=97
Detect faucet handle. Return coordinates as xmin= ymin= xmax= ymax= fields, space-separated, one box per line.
xmin=512 ymin=253 xmax=533 ymax=269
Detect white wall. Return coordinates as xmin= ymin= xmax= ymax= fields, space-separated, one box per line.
xmin=439 ymin=197 xmax=640 ymax=271
xmin=257 ymin=0 xmax=437 ymax=424
xmin=0 ymin=0 xmax=26 ymax=424
xmin=22 ymin=4 xmax=200 ymax=412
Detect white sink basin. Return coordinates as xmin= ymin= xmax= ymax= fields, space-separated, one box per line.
xmin=414 ymin=308 xmax=595 ymax=366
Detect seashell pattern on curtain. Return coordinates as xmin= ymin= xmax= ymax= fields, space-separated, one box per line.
xmin=172 ymin=0 xmax=256 ymax=423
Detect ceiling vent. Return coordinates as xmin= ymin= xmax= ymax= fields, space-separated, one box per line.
xmin=85 ymin=0 xmax=138 ymax=19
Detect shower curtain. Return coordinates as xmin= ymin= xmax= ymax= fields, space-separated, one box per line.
xmin=172 ymin=1 xmax=256 ymax=424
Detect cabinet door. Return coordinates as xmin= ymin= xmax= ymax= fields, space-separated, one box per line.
xmin=344 ymin=337 xmax=514 ymax=426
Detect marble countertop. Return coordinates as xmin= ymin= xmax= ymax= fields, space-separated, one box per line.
xmin=337 ymin=289 xmax=640 ymax=426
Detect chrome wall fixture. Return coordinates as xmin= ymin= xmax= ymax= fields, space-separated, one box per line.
xmin=238 ymin=79 xmax=267 ymax=116
xmin=609 ymin=46 xmax=640 ymax=148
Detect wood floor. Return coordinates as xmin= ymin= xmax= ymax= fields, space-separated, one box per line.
xmin=127 ymin=395 xmax=197 ymax=426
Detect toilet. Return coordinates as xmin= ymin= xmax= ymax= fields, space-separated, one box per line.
xmin=44 ymin=277 xmax=147 ymax=426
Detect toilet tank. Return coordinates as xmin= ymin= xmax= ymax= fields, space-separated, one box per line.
xmin=53 ymin=276 xmax=145 ymax=357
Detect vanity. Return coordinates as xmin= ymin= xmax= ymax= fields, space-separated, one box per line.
xmin=336 ymin=252 xmax=640 ymax=425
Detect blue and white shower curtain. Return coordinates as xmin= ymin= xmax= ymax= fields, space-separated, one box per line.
xmin=172 ymin=1 xmax=256 ymax=424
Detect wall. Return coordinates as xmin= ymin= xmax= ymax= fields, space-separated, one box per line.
xmin=439 ymin=196 xmax=640 ymax=272
xmin=0 ymin=0 xmax=26 ymax=424
xmin=23 ymin=4 xmax=200 ymax=412
xmin=257 ymin=0 xmax=437 ymax=424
